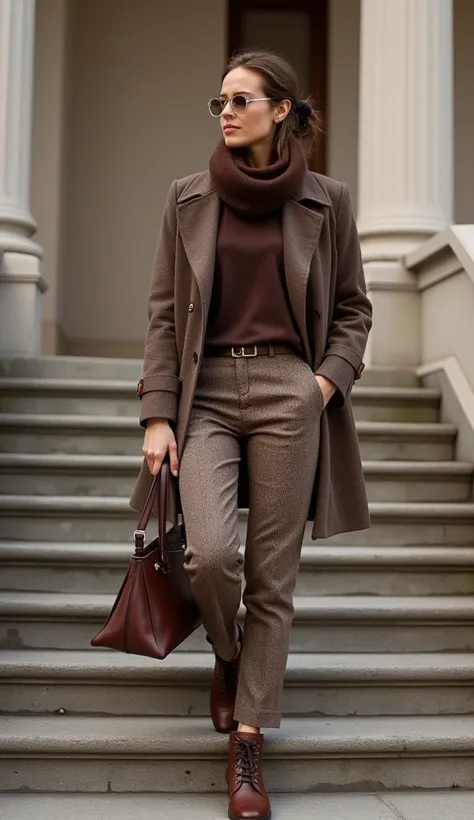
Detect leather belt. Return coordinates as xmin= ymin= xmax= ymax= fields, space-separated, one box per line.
xmin=203 ymin=344 xmax=298 ymax=358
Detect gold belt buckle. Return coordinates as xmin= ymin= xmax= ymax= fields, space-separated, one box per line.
xmin=231 ymin=346 xmax=258 ymax=358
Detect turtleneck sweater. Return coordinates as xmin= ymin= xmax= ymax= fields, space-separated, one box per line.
xmin=205 ymin=137 xmax=306 ymax=351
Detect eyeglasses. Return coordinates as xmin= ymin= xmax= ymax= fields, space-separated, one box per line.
xmin=207 ymin=94 xmax=275 ymax=118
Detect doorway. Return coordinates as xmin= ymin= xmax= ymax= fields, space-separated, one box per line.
xmin=228 ymin=0 xmax=328 ymax=172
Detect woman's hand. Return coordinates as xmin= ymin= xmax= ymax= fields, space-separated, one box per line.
xmin=315 ymin=375 xmax=337 ymax=408
xmin=142 ymin=418 xmax=179 ymax=476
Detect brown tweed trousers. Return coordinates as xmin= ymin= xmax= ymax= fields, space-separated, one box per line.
xmin=178 ymin=351 xmax=323 ymax=729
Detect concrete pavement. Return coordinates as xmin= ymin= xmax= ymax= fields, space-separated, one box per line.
xmin=0 ymin=792 xmax=473 ymax=819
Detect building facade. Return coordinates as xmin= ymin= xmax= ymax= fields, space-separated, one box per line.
xmin=0 ymin=0 xmax=473 ymax=402
xmin=3 ymin=2 xmax=474 ymax=802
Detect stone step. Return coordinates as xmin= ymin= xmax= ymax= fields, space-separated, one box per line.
xmin=0 ymin=377 xmax=140 ymax=417
xmin=351 ymin=366 xmax=419 ymax=387
xmin=1 ymin=715 xmax=474 ymax=792
xmin=1 ymin=454 xmax=471 ymax=501
xmin=2 ymin=649 xmax=474 ymax=718
xmin=358 ymin=421 xmax=457 ymax=461
xmin=0 ymin=413 xmax=142 ymax=456
xmin=297 ymin=544 xmax=474 ymax=594
xmin=363 ymin=460 xmax=473 ymax=502
xmin=0 ymin=355 xmax=143 ymax=381
xmin=0 ymin=413 xmax=457 ymax=460
xmin=0 ymin=356 xmax=420 ymax=388
xmin=0 ymin=378 xmax=441 ymax=422
xmin=2 ymin=592 xmax=474 ymax=652
xmin=2 ymin=542 xmax=474 ymax=596
xmin=0 ymin=453 xmax=141 ymax=497
xmin=352 ymin=386 xmax=440 ymax=423
xmin=0 ymin=792 xmax=473 ymax=820
xmin=1 ymin=495 xmax=473 ymax=544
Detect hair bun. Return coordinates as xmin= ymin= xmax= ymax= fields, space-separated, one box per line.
xmin=295 ymin=99 xmax=312 ymax=127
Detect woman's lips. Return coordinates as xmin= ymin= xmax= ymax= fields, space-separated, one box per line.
xmin=223 ymin=125 xmax=239 ymax=133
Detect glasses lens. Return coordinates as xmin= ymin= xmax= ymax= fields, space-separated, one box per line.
xmin=208 ymin=98 xmax=223 ymax=117
xmin=231 ymin=95 xmax=248 ymax=113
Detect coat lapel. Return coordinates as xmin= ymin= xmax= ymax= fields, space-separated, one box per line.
xmin=177 ymin=178 xmax=220 ymax=326
xmin=283 ymin=199 xmax=324 ymax=364
xmin=282 ymin=171 xmax=332 ymax=362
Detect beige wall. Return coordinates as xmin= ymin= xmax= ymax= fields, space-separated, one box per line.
xmin=60 ymin=0 xmax=226 ymax=356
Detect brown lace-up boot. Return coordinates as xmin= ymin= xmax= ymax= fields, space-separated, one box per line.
xmin=226 ymin=731 xmax=271 ymax=820
xmin=207 ymin=625 xmax=243 ymax=734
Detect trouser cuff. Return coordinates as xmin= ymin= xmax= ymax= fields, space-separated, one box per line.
xmin=233 ymin=705 xmax=282 ymax=729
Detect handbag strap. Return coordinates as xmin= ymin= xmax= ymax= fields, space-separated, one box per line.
xmin=134 ymin=456 xmax=169 ymax=566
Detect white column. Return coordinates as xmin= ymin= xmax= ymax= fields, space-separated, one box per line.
xmin=0 ymin=0 xmax=46 ymax=355
xmin=358 ymin=0 xmax=453 ymax=367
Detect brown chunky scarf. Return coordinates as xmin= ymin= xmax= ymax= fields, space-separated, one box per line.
xmin=209 ymin=136 xmax=307 ymax=218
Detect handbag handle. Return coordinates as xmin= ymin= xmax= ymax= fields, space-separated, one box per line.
xmin=134 ymin=455 xmax=170 ymax=567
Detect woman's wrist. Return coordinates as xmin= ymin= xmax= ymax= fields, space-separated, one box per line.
xmin=314 ymin=374 xmax=337 ymax=406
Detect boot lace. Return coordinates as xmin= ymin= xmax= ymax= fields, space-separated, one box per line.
xmin=234 ymin=737 xmax=259 ymax=786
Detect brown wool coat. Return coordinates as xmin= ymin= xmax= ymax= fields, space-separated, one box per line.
xmin=130 ymin=169 xmax=373 ymax=539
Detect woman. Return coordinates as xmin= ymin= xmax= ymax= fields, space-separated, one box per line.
xmin=131 ymin=50 xmax=372 ymax=820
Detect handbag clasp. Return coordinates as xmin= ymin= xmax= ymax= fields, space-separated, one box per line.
xmin=154 ymin=559 xmax=170 ymax=574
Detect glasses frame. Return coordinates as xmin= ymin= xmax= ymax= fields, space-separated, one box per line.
xmin=207 ymin=95 xmax=276 ymax=118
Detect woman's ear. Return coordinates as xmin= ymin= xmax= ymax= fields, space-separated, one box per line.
xmin=274 ymin=99 xmax=292 ymax=123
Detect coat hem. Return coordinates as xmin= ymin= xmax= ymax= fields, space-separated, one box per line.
xmin=310 ymin=519 xmax=372 ymax=541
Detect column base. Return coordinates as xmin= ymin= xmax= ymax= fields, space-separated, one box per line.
xmin=359 ymin=229 xmax=442 ymax=263
xmin=363 ymin=261 xmax=420 ymax=368
xmin=0 ymin=252 xmax=47 ymax=355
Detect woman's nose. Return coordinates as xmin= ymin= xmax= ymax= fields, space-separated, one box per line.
xmin=221 ymin=100 xmax=233 ymax=117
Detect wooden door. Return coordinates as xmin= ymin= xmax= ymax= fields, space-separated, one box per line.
xmin=228 ymin=0 xmax=328 ymax=172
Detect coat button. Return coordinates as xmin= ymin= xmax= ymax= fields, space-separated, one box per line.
xmin=193 ymin=352 xmax=198 ymax=364
xmin=188 ymin=303 xmax=194 ymax=312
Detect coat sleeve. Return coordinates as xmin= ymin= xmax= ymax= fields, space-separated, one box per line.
xmin=315 ymin=183 xmax=372 ymax=406
xmin=138 ymin=180 xmax=180 ymax=428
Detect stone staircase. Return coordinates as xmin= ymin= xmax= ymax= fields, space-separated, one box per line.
xmin=1 ymin=356 xmax=474 ymax=807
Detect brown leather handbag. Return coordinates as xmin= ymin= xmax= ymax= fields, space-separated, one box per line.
xmin=90 ymin=457 xmax=202 ymax=658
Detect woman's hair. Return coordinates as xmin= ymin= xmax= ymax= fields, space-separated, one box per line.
xmin=223 ymin=50 xmax=321 ymax=157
